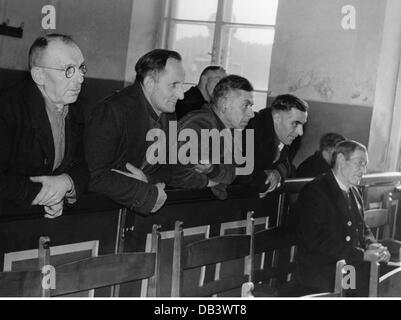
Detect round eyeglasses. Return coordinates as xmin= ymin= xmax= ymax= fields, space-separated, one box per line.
xmin=34 ymin=64 xmax=87 ymax=79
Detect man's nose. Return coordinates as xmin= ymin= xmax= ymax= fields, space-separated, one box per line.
xmin=176 ymin=85 xmax=185 ymax=100
xmin=73 ymin=71 xmax=84 ymax=85
xmin=247 ymin=108 xmax=255 ymax=119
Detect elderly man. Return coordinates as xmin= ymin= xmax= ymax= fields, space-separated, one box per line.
xmin=175 ymin=66 xmax=227 ymax=120
xmin=296 ymin=140 xmax=390 ymax=296
xmin=236 ymin=94 xmax=308 ymax=197
xmin=0 ymin=34 xmax=89 ymax=218
xmin=297 ymin=132 xmax=346 ymax=178
xmin=85 ymin=49 xmax=185 ymax=214
xmin=169 ymin=75 xmax=255 ymax=199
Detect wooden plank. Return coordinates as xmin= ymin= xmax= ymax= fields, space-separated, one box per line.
xmin=52 ymin=253 xmax=155 ymax=296
xmin=184 ymin=235 xmax=251 ymax=269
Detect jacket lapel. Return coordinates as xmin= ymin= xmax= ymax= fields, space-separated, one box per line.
xmin=348 ymin=187 xmax=365 ymax=223
xmin=24 ymin=80 xmax=55 ymax=171
xmin=325 ymin=171 xmax=353 ymax=221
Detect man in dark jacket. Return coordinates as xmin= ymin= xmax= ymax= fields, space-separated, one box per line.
xmin=296 ymin=140 xmax=390 ymax=296
xmin=85 ymin=49 xmax=185 ymax=215
xmin=0 ymin=34 xmax=89 ymax=218
xmin=175 ymin=66 xmax=226 ymax=120
xmin=236 ymin=94 xmax=308 ymax=197
xmin=169 ymin=75 xmax=255 ymax=199
xmin=296 ymin=132 xmax=345 ymax=178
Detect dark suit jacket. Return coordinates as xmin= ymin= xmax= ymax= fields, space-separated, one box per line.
xmin=175 ymin=86 xmax=206 ymax=120
xmin=169 ymin=105 xmax=236 ymax=191
xmin=0 ymin=77 xmax=89 ymax=215
xmin=295 ymin=171 xmax=376 ymax=292
xmin=235 ymin=108 xmax=292 ymax=191
xmin=84 ymin=81 xmax=174 ymax=215
xmin=296 ymin=151 xmax=330 ymax=178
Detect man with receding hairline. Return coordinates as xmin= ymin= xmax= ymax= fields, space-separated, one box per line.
xmin=175 ymin=66 xmax=227 ymax=119
xmin=296 ymin=132 xmax=346 ymax=178
xmin=236 ymin=94 xmax=308 ymax=197
xmin=296 ymin=140 xmax=390 ymax=296
xmin=0 ymin=34 xmax=89 ymax=218
xmin=85 ymin=49 xmax=185 ymax=214
xmin=169 ymin=75 xmax=255 ymax=199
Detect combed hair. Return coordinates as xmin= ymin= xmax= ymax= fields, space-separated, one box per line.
xmin=271 ymin=94 xmax=309 ymax=112
xmin=135 ymin=49 xmax=182 ymax=84
xmin=28 ymin=34 xmax=75 ymax=69
xmin=211 ymin=75 xmax=253 ymax=106
xmin=331 ymin=140 xmax=367 ymax=167
xmin=320 ymin=132 xmax=346 ymax=151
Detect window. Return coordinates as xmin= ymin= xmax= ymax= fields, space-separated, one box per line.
xmin=161 ymin=0 xmax=279 ymax=111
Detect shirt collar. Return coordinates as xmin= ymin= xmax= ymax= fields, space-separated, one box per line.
xmin=332 ymin=169 xmax=349 ymax=192
xmin=139 ymin=82 xmax=160 ymax=122
xmin=44 ymin=100 xmax=69 ymax=120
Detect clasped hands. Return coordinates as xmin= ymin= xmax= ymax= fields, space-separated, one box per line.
xmin=364 ymin=243 xmax=391 ymax=263
xmin=30 ymin=174 xmax=72 ymax=219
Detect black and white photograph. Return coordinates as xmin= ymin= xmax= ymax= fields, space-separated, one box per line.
xmin=1 ymin=0 xmax=401 ymax=304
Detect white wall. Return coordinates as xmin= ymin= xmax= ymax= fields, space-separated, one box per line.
xmin=269 ymin=0 xmax=386 ymax=107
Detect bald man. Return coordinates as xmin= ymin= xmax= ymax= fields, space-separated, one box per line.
xmin=175 ymin=66 xmax=227 ymax=119
xmin=0 ymin=34 xmax=89 ymax=218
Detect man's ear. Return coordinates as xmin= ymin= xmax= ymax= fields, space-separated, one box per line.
xmin=337 ymin=153 xmax=346 ymax=167
xmin=219 ymin=96 xmax=228 ymax=113
xmin=30 ymin=67 xmax=45 ymax=86
xmin=143 ymin=75 xmax=155 ymax=94
xmin=322 ymin=149 xmax=331 ymax=164
xmin=272 ymin=111 xmax=281 ymax=124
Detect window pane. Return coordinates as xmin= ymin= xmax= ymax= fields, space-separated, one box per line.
xmin=172 ymin=0 xmax=218 ymax=21
xmin=223 ymin=0 xmax=278 ymax=25
xmin=169 ymin=23 xmax=214 ymax=84
xmin=253 ymin=92 xmax=268 ymax=111
xmin=222 ymin=27 xmax=275 ymax=91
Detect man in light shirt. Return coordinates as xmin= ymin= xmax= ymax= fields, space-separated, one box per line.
xmin=0 ymin=34 xmax=89 ymax=218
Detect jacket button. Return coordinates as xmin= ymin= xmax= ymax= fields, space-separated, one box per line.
xmin=345 ymin=236 xmax=351 ymax=242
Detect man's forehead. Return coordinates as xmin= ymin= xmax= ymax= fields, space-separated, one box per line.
xmin=349 ymin=149 xmax=368 ymax=160
xmin=283 ymin=108 xmax=307 ymax=122
xmin=43 ymin=40 xmax=83 ymax=65
xmin=160 ymin=58 xmax=185 ymax=79
xmin=227 ymin=89 xmax=253 ymax=102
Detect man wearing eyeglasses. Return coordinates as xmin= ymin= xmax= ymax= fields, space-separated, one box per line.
xmin=0 ymin=34 xmax=89 ymax=218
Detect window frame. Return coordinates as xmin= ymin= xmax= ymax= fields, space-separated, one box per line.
xmin=161 ymin=0 xmax=278 ymax=106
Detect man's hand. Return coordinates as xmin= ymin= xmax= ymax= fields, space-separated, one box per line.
xmin=207 ymin=179 xmax=219 ymax=187
xmin=151 ymin=183 xmax=167 ymax=213
xmin=259 ymin=170 xmax=281 ymax=198
xmin=44 ymin=201 xmax=64 ymax=219
xmin=364 ymin=246 xmax=391 ymax=263
xmin=194 ymin=160 xmax=213 ymax=175
xmin=30 ymin=174 xmax=72 ymax=206
xmin=112 ymin=162 xmax=148 ymax=183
